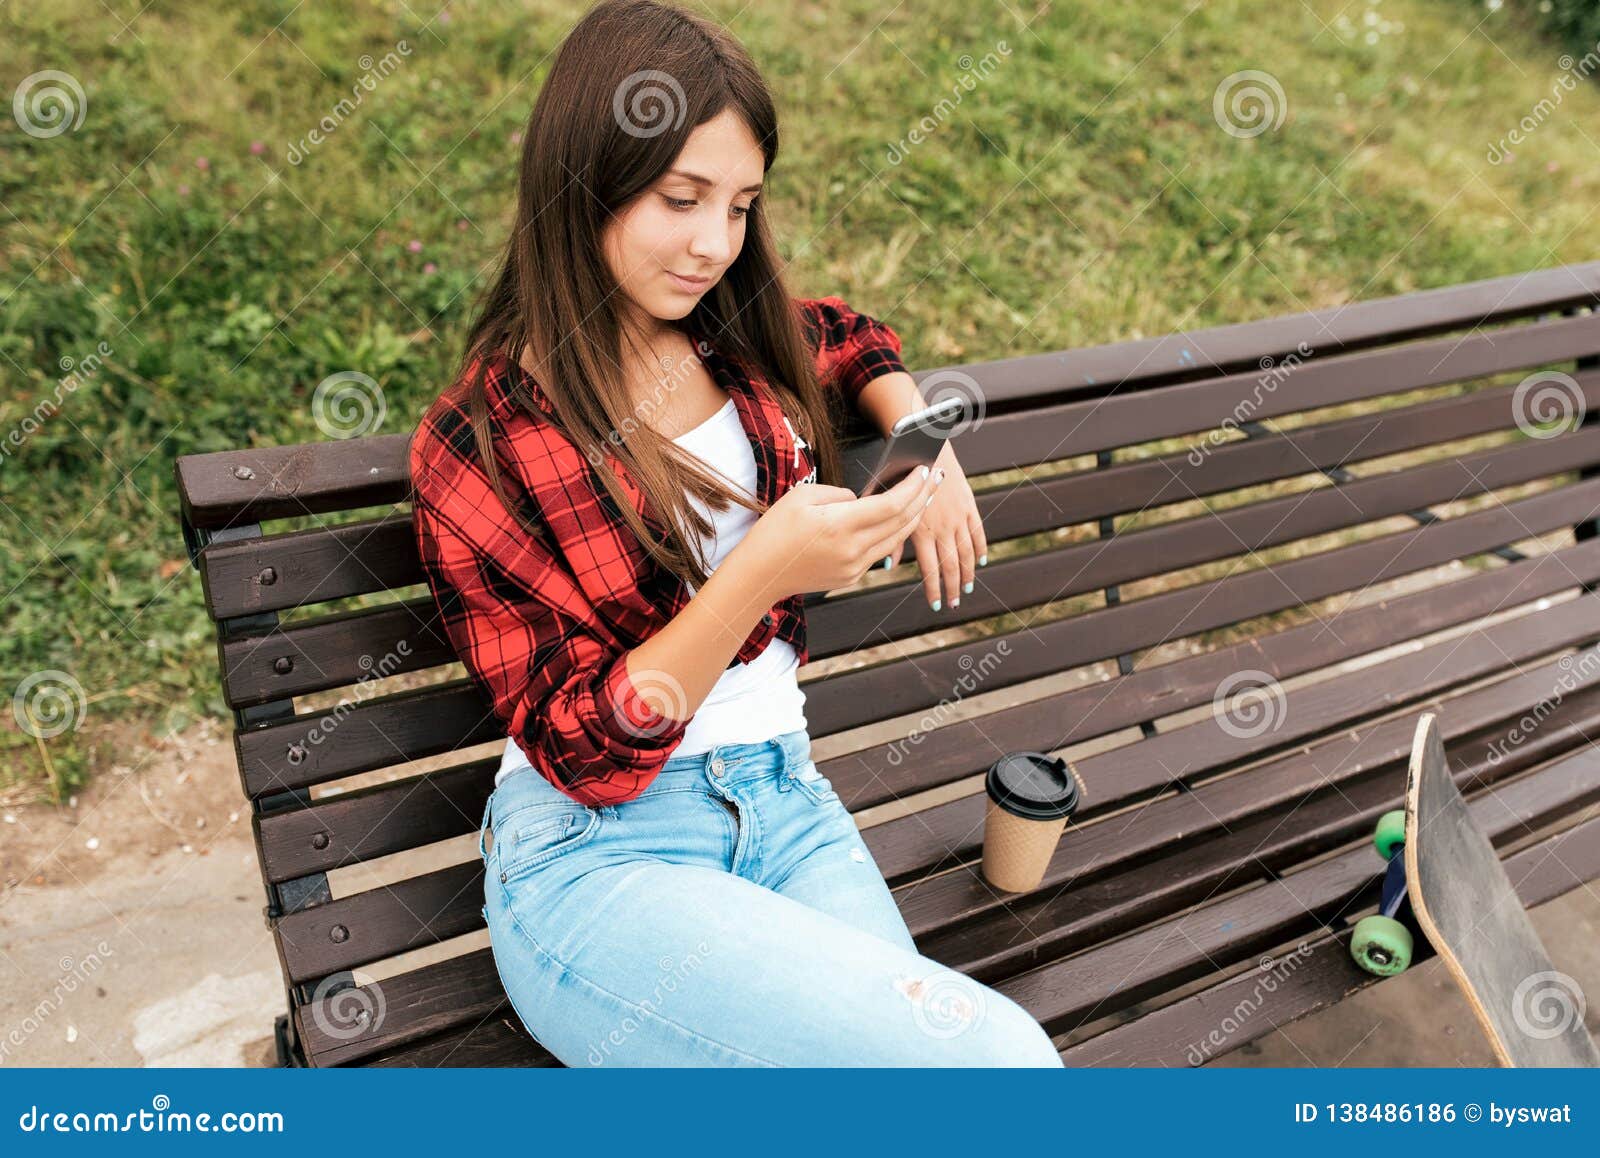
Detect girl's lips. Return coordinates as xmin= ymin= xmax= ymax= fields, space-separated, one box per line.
xmin=667 ymin=271 xmax=713 ymax=292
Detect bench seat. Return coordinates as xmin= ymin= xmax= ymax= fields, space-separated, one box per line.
xmin=174 ymin=261 xmax=1600 ymax=1066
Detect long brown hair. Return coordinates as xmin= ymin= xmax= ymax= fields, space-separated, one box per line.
xmin=449 ymin=0 xmax=845 ymax=589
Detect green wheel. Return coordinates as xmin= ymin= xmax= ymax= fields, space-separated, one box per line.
xmin=1350 ymin=914 xmax=1414 ymax=976
xmin=1373 ymin=809 xmax=1407 ymax=861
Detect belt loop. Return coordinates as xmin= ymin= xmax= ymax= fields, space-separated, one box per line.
xmin=478 ymin=794 xmax=494 ymax=861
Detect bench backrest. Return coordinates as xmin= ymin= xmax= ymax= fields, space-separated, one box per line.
xmin=175 ymin=261 xmax=1600 ymax=1037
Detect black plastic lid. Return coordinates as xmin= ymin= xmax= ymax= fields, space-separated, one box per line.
xmin=985 ymin=751 xmax=1080 ymax=821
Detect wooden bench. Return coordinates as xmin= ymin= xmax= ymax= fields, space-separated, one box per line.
xmin=174 ymin=261 xmax=1600 ymax=1067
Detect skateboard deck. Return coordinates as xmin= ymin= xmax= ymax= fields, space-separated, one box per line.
xmin=1403 ymin=711 xmax=1600 ymax=1067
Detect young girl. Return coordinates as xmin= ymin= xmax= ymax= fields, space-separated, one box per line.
xmin=408 ymin=0 xmax=1062 ymax=1067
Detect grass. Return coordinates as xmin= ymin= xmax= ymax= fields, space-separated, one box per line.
xmin=1 ymin=0 xmax=1596 ymax=801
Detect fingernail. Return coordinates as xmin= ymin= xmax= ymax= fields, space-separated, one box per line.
xmin=924 ymin=494 xmax=935 ymax=508
xmin=951 ymin=596 xmax=960 ymax=607
xmin=978 ymin=554 xmax=987 ymax=566
xmin=963 ymin=581 xmax=973 ymax=594
xmin=919 ymin=465 xmax=929 ymax=479
xmin=930 ymin=599 xmax=941 ymax=612
xmin=881 ymin=555 xmax=893 ymax=569
xmin=936 ymin=468 xmax=946 ymax=483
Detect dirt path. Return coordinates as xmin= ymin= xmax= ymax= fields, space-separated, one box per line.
xmin=0 ymin=717 xmax=282 ymax=1066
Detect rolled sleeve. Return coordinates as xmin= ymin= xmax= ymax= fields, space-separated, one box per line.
xmin=796 ymin=295 xmax=910 ymax=406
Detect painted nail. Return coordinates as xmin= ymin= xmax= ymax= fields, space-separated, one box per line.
xmin=931 ymin=599 xmax=942 ymax=612
xmin=936 ymin=468 xmax=946 ymax=483
xmin=919 ymin=465 xmax=929 ymax=479
xmin=881 ymin=555 xmax=894 ymax=569
xmin=963 ymin=581 xmax=973 ymax=594
xmin=924 ymin=494 xmax=935 ymax=508
xmin=951 ymin=596 xmax=960 ymax=608
xmin=978 ymin=554 xmax=988 ymax=566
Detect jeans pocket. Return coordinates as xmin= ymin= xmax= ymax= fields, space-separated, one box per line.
xmin=788 ymin=759 xmax=841 ymax=807
xmin=494 ymin=801 xmax=603 ymax=884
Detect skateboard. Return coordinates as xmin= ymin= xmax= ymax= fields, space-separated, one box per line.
xmin=1348 ymin=712 xmax=1600 ymax=1067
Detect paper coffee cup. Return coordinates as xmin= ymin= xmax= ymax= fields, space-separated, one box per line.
xmin=981 ymin=751 xmax=1081 ymax=893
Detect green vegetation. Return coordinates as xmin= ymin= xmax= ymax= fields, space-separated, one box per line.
xmin=2 ymin=0 xmax=1596 ymax=800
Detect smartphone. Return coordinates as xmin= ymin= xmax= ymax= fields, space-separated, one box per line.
xmin=857 ymin=396 xmax=967 ymax=497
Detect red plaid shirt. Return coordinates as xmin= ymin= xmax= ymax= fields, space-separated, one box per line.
xmin=409 ymin=297 xmax=908 ymax=806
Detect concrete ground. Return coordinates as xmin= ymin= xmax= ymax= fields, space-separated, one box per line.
xmin=2 ymin=710 xmax=1596 ymax=1067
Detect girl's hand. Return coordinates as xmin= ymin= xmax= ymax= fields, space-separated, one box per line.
xmin=732 ymin=464 xmax=943 ymax=602
xmin=885 ymin=440 xmax=987 ymax=612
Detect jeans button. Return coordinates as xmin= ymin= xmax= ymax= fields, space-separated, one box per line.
xmin=710 ymin=757 xmax=725 ymax=778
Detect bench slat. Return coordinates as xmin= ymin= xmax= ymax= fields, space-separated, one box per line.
xmin=255 ymin=757 xmax=496 ymax=883
xmin=295 ymin=947 xmax=518 ymax=1067
xmin=941 ymin=308 xmax=1600 ymax=474
xmin=361 ymin=1012 xmax=555 ymax=1068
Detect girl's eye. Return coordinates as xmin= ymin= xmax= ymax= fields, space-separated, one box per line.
xmin=662 ymin=195 xmax=756 ymax=219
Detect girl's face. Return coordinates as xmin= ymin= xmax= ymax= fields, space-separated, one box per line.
xmin=603 ymin=108 xmax=765 ymax=334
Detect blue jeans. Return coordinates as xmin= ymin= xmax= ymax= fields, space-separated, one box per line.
xmin=478 ymin=727 xmax=1064 ymax=1067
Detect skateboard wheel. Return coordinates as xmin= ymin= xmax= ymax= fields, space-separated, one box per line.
xmin=1350 ymin=914 xmax=1413 ymax=976
xmin=1373 ymin=809 xmax=1407 ymax=861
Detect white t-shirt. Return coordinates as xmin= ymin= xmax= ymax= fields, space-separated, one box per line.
xmin=497 ymin=395 xmax=807 ymax=786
